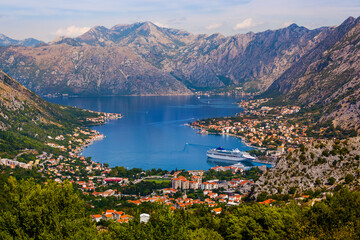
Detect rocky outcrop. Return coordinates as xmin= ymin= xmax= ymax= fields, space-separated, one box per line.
xmin=254 ymin=137 xmax=360 ymax=195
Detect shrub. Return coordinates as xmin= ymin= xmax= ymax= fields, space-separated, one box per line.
xmin=345 ymin=174 xmax=355 ymax=184
xmin=328 ymin=177 xmax=336 ymax=185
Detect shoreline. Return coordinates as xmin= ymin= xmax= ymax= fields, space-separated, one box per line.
xmin=189 ymin=125 xmax=262 ymax=150
xmin=74 ymin=112 xmax=123 ymax=157
xmin=189 ymin=125 xmax=276 ymax=167
xmin=44 ymin=93 xmax=195 ymax=98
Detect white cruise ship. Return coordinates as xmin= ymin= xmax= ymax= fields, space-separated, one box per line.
xmin=207 ymin=147 xmax=255 ymax=162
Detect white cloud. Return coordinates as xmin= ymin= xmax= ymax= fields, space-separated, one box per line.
xmin=53 ymin=25 xmax=91 ymax=37
xmin=154 ymin=22 xmax=169 ymax=28
xmin=233 ymin=18 xmax=263 ymax=30
xmin=206 ymin=23 xmax=222 ymax=30
xmin=2 ymin=0 xmax=360 ymax=41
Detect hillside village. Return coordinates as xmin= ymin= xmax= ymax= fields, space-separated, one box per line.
xmin=191 ymin=99 xmax=314 ymax=161
xmin=2 ymin=95 xmax=358 ymax=228
xmin=1 ymin=100 xmax=351 ymax=226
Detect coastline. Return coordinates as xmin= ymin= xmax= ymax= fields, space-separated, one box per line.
xmin=75 ymin=113 xmax=123 ymax=157
xmin=189 ymin=125 xmax=261 ymax=150
xmin=74 ymin=133 xmax=105 ymax=156
xmin=189 ymin=125 xmax=275 ymax=167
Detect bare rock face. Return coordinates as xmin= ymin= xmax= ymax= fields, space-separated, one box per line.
xmin=254 ymin=137 xmax=360 ymax=196
xmin=0 ymin=44 xmax=192 ymax=96
xmin=1 ymin=17 xmax=359 ymax=101
xmin=0 ymin=21 xmax=330 ymax=96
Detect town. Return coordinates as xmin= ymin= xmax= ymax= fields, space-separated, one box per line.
xmin=191 ymin=99 xmax=314 ymax=162
xmin=0 ymin=101 xmax=340 ymax=226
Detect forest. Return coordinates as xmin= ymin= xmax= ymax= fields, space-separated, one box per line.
xmin=0 ymin=176 xmax=359 ymax=239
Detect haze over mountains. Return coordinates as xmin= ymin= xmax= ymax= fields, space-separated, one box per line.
xmin=0 ymin=34 xmax=43 ymax=47
xmin=0 ymin=16 xmax=359 ymax=99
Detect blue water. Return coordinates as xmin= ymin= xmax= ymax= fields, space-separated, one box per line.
xmin=47 ymin=95 xmax=255 ymax=171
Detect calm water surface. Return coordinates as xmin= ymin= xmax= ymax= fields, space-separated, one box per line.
xmin=48 ymin=95 xmax=255 ymax=170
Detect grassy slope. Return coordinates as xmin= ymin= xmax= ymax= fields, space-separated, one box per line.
xmin=0 ymin=70 xmax=100 ymax=158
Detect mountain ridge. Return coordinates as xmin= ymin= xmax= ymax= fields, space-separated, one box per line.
xmin=1 ymin=17 xmax=359 ymax=98
xmin=0 ymin=34 xmax=43 ymax=47
xmin=0 ymin=69 xmax=101 ymax=157
xmin=0 ymin=20 xmax=335 ymax=96
xmin=264 ymin=16 xmax=360 ymax=131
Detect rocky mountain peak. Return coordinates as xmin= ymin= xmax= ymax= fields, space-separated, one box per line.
xmin=0 ymin=16 xmax=359 ymax=100
xmin=286 ymin=23 xmax=302 ymax=30
xmin=342 ymin=16 xmax=357 ymax=26
xmin=0 ymin=34 xmax=42 ymax=47
xmin=133 ymin=21 xmax=163 ymax=36
xmin=76 ymin=26 xmax=111 ymax=45
xmin=0 ymin=33 xmax=10 ymax=40
xmin=88 ymin=25 xmax=109 ymax=35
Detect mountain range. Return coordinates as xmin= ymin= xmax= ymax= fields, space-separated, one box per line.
xmin=0 ymin=34 xmax=43 ymax=47
xmin=0 ymin=17 xmax=359 ymax=130
xmin=264 ymin=16 xmax=360 ymax=131
xmin=1 ymin=18 xmax=356 ymax=96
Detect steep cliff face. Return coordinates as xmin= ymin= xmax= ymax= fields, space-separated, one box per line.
xmin=265 ymin=17 xmax=360 ymax=130
xmin=0 ymin=44 xmax=191 ymax=96
xmin=173 ymin=24 xmax=327 ymax=90
xmin=0 ymin=21 xmax=330 ymax=96
xmin=76 ymin=22 xmax=326 ymax=91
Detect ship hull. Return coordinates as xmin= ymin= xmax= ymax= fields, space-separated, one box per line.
xmin=206 ymin=148 xmax=255 ymax=162
xmin=206 ymin=152 xmax=244 ymax=162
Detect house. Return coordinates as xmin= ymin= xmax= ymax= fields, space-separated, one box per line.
xmin=102 ymin=189 xmax=116 ymax=197
xmin=203 ymin=190 xmax=212 ymax=195
xmin=118 ymin=219 xmax=129 ymax=223
xmin=218 ymin=194 xmax=228 ymax=199
xmin=140 ymin=213 xmax=150 ymax=224
xmin=171 ymin=176 xmax=198 ymax=190
xmin=212 ymin=207 xmax=222 ymax=215
xmin=91 ymin=214 xmax=102 ymax=222
xmin=208 ymin=192 xmax=218 ymax=199
xmin=162 ymin=188 xmax=178 ymax=194
xmin=259 ymin=199 xmax=276 ymax=205
xmin=120 ymin=215 xmax=134 ymax=221
xmin=201 ymin=182 xmax=218 ymax=190
xmin=128 ymin=200 xmax=141 ymax=205
xmin=188 ymin=181 xmax=199 ymax=189
xmin=102 ymin=213 xmax=114 ymax=221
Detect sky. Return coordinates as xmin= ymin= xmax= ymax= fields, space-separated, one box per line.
xmin=0 ymin=0 xmax=359 ymax=42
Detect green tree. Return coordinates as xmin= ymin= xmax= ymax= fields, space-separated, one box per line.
xmin=345 ymin=174 xmax=355 ymax=184
xmin=0 ymin=177 xmax=98 ymax=239
xmin=328 ymin=177 xmax=336 ymax=185
xmin=187 ymin=228 xmax=223 ymax=240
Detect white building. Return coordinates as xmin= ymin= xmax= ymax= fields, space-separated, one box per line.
xmin=140 ymin=213 xmax=150 ymax=224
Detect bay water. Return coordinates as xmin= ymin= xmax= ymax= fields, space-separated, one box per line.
xmin=48 ymin=95 xmax=255 ymax=170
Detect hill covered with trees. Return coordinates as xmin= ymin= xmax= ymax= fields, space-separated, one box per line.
xmin=1 ymin=176 xmax=360 ymax=239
